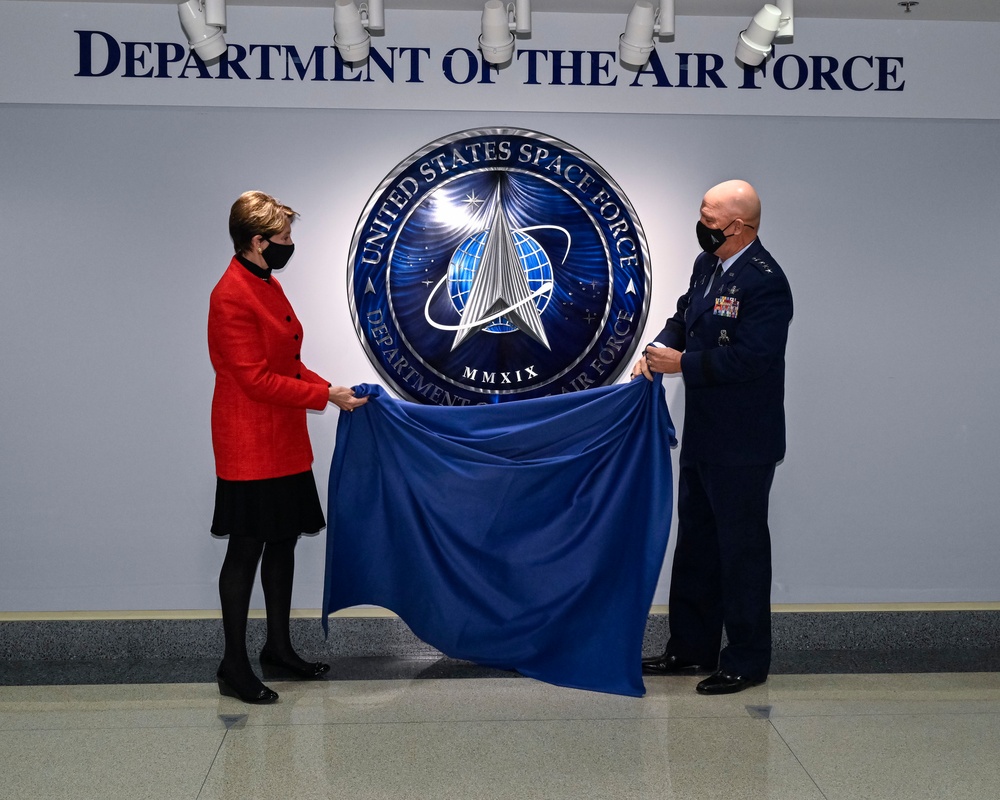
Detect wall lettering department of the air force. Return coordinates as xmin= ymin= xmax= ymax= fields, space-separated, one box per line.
xmin=76 ymin=31 xmax=904 ymax=94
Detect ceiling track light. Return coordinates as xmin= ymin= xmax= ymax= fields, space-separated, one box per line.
xmin=735 ymin=0 xmax=793 ymax=68
xmin=177 ymin=0 xmax=228 ymax=64
xmin=619 ymin=0 xmax=674 ymax=68
xmin=334 ymin=0 xmax=384 ymax=64
xmin=479 ymin=0 xmax=531 ymax=67
xmin=774 ymin=0 xmax=793 ymax=41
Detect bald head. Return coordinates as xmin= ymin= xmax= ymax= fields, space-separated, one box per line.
xmin=699 ymin=180 xmax=761 ymax=259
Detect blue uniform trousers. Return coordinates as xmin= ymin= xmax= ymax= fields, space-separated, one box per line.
xmin=666 ymin=460 xmax=775 ymax=680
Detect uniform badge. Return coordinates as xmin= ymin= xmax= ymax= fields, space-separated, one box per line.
xmin=713 ymin=296 xmax=739 ymax=318
xmin=718 ymin=329 xmax=730 ymax=346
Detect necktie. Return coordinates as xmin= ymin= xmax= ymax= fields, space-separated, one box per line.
xmin=704 ymin=260 xmax=722 ymax=297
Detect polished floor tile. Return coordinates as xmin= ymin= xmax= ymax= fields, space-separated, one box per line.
xmin=197 ymin=715 xmax=824 ymax=800
xmin=773 ymin=712 xmax=1000 ymax=800
xmin=1 ymin=726 xmax=225 ymax=800
xmin=1 ymin=673 xmax=998 ymax=800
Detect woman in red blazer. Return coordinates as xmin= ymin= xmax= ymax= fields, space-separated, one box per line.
xmin=208 ymin=191 xmax=366 ymax=704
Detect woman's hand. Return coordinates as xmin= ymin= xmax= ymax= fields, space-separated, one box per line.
xmin=630 ymin=355 xmax=652 ymax=381
xmin=328 ymin=386 xmax=368 ymax=412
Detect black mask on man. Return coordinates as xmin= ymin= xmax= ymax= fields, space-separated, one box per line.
xmin=695 ymin=219 xmax=735 ymax=254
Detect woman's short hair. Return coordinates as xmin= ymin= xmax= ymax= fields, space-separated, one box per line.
xmin=229 ymin=191 xmax=298 ymax=254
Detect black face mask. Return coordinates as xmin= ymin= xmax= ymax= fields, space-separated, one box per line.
xmin=261 ymin=239 xmax=294 ymax=270
xmin=696 ymin=219 xmax=736 ymax=254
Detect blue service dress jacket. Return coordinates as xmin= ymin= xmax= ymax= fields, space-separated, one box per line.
xmin=654 ymin=238 xmax=793 ymax=466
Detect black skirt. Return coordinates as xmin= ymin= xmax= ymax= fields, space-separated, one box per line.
xmin=211 ymin=470 xmax=326 ymax=542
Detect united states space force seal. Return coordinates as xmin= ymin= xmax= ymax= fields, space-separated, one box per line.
xmin=348 ymin=128 xmax=651 ymax=405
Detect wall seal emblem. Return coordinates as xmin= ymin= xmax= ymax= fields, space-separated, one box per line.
xmin=348 ymin=127 xmax=650 ymax=405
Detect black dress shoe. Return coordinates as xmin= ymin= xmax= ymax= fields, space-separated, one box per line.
xmin=216 ymin=665 xmax=279 ymax=704
xmin=259 ymin=648 xmax=331 ymax=680
xmin=641 ymin=652 xmax=706 ymax=675
xmin=695 ymin=670 xmax=765 ymax=695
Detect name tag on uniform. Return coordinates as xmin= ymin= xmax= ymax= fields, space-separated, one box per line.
xmin=713 ymin=296 xmax=739 ymax=318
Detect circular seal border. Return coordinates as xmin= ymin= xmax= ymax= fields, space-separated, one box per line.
xmin=347 ymin=127 xmax=651 ymax=405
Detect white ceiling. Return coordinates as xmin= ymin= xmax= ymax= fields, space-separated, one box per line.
xmin=25 ymin=0 xmax=1000 ymax=22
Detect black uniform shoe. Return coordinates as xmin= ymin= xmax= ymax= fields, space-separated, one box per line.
xmin=641 ymin=652 xmax=707 ymax=675
xmin=695 ymin=670 xmax=766 ymax=695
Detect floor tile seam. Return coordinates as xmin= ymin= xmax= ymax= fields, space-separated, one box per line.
xmin=630 ymin=711 xmax=769 ymax=722
xmin=197 ymin=728 xmax=230 ymax=800
xmin=766 ymin=719 xmax=832 ymax=800
xmin=197 ymin=707 xmax=766 ymax=726
xmin=767 ymin=700 xmax=1000 ymax=711
xmin=235 ymin=712 xmax=750 ymax=728
xmin=240 ymin=717 xmax=640 ymax=728
xmin=6 ymin=709 xmax=995 ymax=729
xmin=0 ymin=722 xmax=232 ymax=733
xmin=0 ymin=707 xmax=234 ymax=716
xmin=0 ymin=701 xmax=234 ymax=709
xmin=768 ymin=709 xmax=1000 ymax=721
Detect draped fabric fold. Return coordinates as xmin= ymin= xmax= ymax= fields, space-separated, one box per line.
xmin=322 ymin=375 xmax=675 ymax=697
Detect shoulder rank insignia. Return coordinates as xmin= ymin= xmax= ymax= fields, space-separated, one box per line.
xmin=750 ymin=256 xmax=773 ymax=274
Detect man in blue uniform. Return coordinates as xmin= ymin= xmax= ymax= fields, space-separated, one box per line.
xmin=633 ymin=179 xmax=793 ymax=694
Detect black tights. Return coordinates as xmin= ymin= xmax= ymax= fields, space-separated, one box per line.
xmin=219 ymin=537 xmax=304 ymax=685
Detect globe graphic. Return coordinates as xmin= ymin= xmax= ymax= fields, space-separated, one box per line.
xmin=447 ymin=230 xmax=553 ymax=334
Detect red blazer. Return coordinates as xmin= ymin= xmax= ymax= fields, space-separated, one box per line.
xmin=208 ymin=257 xmax=330 ymax=481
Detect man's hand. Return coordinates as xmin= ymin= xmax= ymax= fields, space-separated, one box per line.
xmin=644 ymin=346 xmax=683 ymax=375
xmin=631 ymin=344 xmax=684 ymax=380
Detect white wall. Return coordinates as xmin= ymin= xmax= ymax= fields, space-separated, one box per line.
xmin=1 ymin=7 xmax=999 ymax=613
xmin=2 ymin=105 xmax=998 ymax=612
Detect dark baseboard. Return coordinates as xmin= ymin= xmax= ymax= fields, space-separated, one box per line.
xmin=1 ymin=610 xmax=998 ymax=685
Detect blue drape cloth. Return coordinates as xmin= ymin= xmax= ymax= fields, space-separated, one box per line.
xmin=322 ymin=375 xmax=675 ymax=697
